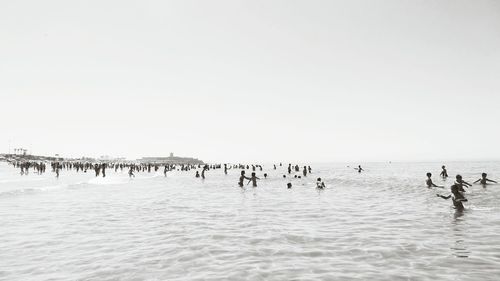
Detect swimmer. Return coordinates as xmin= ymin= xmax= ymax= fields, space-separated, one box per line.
xmin=316 ymin=178 xmax=325 ymax=189
xmin=355 ymin=165 xmax=364 ymax=173
xmin=473 ymin=173 xmax=497 ymax=185
xmin=264 ymin=173 xmax=268 ymax=179
xmin=195 ymin=171 xmax=200 ymax=178
xmin=287 ymin=182 xmax=292 ymax=189
xmin=426 ymin=173 xmax=443 ymax=188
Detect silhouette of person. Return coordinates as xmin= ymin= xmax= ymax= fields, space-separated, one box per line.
xmin=316 ymin=178 xmax=325 ymax=189
xmin=426 ymin=173 xmax=443 ymax=188
xmin=440 ymin=165 xmax=448 ymax=178
xmin=474 ymin=173 xmax=497 ymax=185
xmin=248 ymin=172 xmax=260 ymax=187
xmin=238 ymin=171 xmax=251 ymax=187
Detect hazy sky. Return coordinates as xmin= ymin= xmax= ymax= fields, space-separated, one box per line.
xmin=1 ymin=0 xmax=499 ymax=162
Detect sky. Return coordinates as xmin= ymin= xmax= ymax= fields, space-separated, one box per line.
xmin=1 ymin=0 xmax=499 ymax=163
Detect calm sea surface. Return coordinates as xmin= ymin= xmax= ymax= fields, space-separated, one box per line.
xmin=1 ymin=162 xmax=500 ymax=281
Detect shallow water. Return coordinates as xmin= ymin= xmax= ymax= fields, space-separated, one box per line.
xmin=1 ymin=162 xmax=500 ymax=281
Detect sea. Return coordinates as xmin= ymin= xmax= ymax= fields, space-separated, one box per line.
xmin=1 ymin=161 xmax=500 ymax=281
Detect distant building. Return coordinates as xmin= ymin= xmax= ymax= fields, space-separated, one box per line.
xmin=98 ymin=155 xmax=127 ymax=162
xmin=99 ymin=155 xmax=111 ymax=161
xmin=137 ymin=153 xmax=204 ymax=165
xmin=14 ymin=148 xmax=28 ymax=155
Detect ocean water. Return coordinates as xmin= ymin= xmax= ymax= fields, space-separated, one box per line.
xmin=1 ymin=162 xmax=500 ymax=281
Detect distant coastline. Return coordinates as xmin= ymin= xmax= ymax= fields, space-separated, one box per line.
xmin=0 ymin=153 xmax=204 ymax=165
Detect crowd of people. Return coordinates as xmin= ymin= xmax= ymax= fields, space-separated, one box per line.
xmin=427 ymin=165 xmax=497 ymax=211
xmin=9 ymin=160 xmax=204 ymax=179
xmin=7 ymin=159 xmax=325 ymax=189
xmin=4 ymin=159 xmax=498 ymax=212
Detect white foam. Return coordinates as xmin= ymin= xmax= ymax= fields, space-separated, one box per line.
xmin=88 ymin=176 xmax=129 ymax=185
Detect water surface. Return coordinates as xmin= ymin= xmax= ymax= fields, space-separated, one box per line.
xmin=1 ymin=162 xmax=500 ymax=280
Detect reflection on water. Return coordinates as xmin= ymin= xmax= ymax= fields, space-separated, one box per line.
xmin=1 ymin=162 xmax=500 ymax=280
xmin=451 ymin=211 xmax=470 ymax=258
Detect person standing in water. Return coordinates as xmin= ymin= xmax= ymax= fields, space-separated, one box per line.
xmin=455 ymin=174 xmax=472 ymax=191
xmin=440 ymin=165 xmax=448 ymax=178
xmin=201 ymin=165 xmax=208 ymax=179
xmin=474 ymin=173 xmax=497 ymax=185
xmin=238 ymin=171 xmax=251 ymax=187
xmin=303 ymin=166 xmax=307 ymax=177
xmin=163 ymin=165 xmax=168 ymax=177
xmin=55 ymin=163 xmax=60 ymax=178
xmin=248 ymin=172 xmax=260 ymax=187
xmin=94 ymin=164 xmax=100 ymax=177
xmin=101 ymin=163 xmax=106 ymax=178
xmin=128 ymin=167 xmax=135 ymax=178
xmin=426 ymin=173 xmax=443 ymax=188
xmin=437 ymin=181 xmax=468 ymax=211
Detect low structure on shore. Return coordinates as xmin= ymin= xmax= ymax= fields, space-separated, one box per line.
xmin=0 ymin=153 xmax=63 ymax=162
xmin=137 ymin=153 xmax=204 ymax=165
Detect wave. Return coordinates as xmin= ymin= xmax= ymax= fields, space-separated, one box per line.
xmin=0 ymin=177 xmax=46 ymax=184
xmin=86 ymin=172 xmax=163 ymax=185
xmin=87 ymin=177 xmax=130 ymax=185
xmin=0 ymin=185 xmax=65 ymax=198
xmin=0 ymin=174 xmax=160 ymax=197
xmin=0 ymin=181 xmax=87 ymax=198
